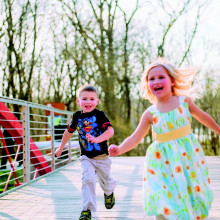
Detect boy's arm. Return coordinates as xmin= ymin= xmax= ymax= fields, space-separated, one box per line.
xmin=86 ymin=126 xmax=114 ymax=144
xmin=55 ymin=129 xmax=73 ymax=157
xmin=187 ymin=97 xmax=220 ymax=135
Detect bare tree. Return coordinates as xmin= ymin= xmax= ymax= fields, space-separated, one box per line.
xmin=2 ymin=0 xmax=39 ymax=102
xmin=0 ymin=19 xmax=5 ymax=43
xmin=45 ymin=15 xmax=92 ymax=110
xmin=58 ymin=0 xmax=121 ymax=118
xmin=156 ymin=0 xmax=212 ymax=65
xmin=117 ymin=0 xmax=139 ymax=123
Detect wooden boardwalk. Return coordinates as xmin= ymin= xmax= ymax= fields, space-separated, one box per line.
xmin=0 ymin=156 xmax=220 ymax=220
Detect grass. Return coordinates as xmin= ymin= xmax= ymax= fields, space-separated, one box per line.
xmin=0 ymin=169 xmax=23 ymax=194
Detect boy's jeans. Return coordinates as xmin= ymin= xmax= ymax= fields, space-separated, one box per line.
xmin=79 ymin=155 xmax=116 ymax=212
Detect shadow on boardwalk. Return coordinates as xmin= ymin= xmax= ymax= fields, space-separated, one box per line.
xmin=0 ymin=156 xmax=219 ymax=220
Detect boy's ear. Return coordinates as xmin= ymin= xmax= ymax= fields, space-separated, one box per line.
xmin=76 ymin=98 xmax=80 ymax=105
xmin=96 ymin=99 xmax=100 ymax=105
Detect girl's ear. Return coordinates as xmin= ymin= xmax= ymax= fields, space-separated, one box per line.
xmin=171 ymin=78 xmax=175 ymax=86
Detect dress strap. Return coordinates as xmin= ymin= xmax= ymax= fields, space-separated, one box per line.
xmin=179 ymin=96 xmax=187 ymax=105
xmin=153 ymin=124 xmax=191 ymax=143
xmin=147 ymin=105 xmax=157 ymax=115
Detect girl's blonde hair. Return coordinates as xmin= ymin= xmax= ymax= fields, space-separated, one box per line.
xmin=141 ymin=57 xmax=200 ymax=104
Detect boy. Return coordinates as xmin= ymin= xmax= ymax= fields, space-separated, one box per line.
xmin=55 ymin=85 xmax=116 ymax=220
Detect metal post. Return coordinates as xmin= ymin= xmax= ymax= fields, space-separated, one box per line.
xmin=67 ymin=115 xmax=71 ymax=163
xmin=50 ymin=111 xmax=55 ymax=171
xmin=22 ymin=105 xmax=30 ymax=184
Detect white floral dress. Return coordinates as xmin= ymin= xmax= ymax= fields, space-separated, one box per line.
xmin=143 ymin=96 xmax=213 ymax=220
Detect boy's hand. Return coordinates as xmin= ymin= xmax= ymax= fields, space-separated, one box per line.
xmin=86 ymin=133 xmax=97 ymax=143
xmin=55 ymin=148 xmax=63 ymax=158
xmin=108 ymin=144 xmax=119 ymax=156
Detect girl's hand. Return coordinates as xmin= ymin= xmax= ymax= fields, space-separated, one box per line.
xmin=55 ymin=147 xmax=63 ymax=158
xmin=108 ymin=144 xmax=120 ymax=156
xmin=86 ymin=133 xmax=97 ymax=143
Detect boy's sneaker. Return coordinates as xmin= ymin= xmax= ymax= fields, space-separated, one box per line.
xmin=104 ymin=192 xmax=115 ymax=209
xmin=79 ymin=210 xmax=91 ymax=220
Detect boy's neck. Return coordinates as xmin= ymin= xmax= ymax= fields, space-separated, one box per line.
xmin=81 ymin=108 xmax=96 ymax=114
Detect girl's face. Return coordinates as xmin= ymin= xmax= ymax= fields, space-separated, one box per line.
xmin=147 ymin=66 xmax=174 ymax=100
xmin=77 ymin=91 xmax=99 ymax=113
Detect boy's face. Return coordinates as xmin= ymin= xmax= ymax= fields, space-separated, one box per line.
xmin=77 ymin=91 xmax=99 ymax=113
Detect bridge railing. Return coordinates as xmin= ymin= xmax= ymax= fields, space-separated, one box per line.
xmin=0 ymin=97 xmax=80 ymax=196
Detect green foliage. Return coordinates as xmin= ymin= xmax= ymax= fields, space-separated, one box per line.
xmin=0 ymin=169 xmax=23 ymax=193
xmin=110 ymin=116 xmax=133 ymax=146
xmin=194 ymin=71 xmax=220 ymax=156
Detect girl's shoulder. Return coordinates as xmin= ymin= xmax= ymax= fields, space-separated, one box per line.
xmin=141 ymin=108 xmax=154 ymax=125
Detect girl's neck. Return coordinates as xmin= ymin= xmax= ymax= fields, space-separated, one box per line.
xmin=155 ymin=95 xmax=180 ymax=113
xmin=156 ymin=93 xmax=173 ymax=103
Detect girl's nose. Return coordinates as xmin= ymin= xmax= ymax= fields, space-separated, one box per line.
xmin=154 ymin=80 xmax=160 ymax=84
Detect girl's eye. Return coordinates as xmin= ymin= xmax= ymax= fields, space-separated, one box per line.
xmin=159 ymin=76 xmax=164 ymax=79
xmin=149 ymin=77 xmax=154 ymax=81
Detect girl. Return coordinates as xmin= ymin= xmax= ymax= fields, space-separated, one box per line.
xmin=108 ymin=58 xmax=220 ymax=220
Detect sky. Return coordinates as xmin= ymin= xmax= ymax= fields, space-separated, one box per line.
xmin=118 ymin=0 xmax=220 ymax=72
xmin=191 ymin=0 xmax=220 ymax=65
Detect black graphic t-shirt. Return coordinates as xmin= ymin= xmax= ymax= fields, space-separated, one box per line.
xmin=67 ymin=109 xmax=112 ymax=158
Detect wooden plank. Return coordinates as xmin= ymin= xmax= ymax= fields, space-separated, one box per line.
xmin=0 ymin=156 xmax=219 ymax=220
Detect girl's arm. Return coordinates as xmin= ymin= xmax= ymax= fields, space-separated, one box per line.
xmin=86 ymin=126 xmax=114 ymax=143
xmin=187 ymin=97 xmax=220 ymax=135
xmin=109 ymin=110 xmax=152 ymax=156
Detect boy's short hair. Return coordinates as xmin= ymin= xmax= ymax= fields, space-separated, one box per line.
xmin=77 ymin=85 xmax=98 ymax=97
